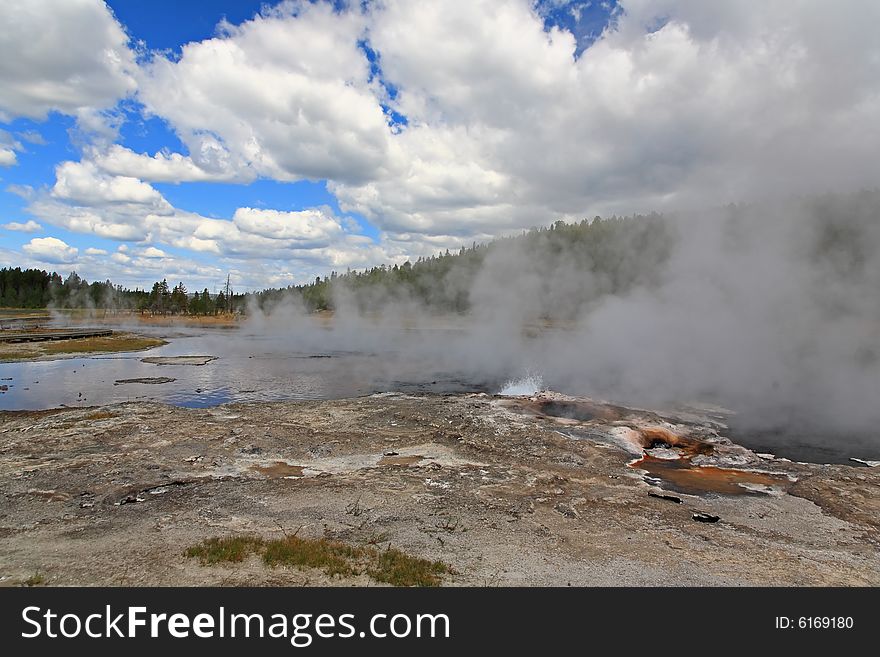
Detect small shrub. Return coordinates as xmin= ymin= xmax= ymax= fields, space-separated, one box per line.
xmin=24 ymin=573 xmax=45 ymax=587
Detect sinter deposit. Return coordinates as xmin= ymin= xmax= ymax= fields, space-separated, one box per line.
xmin=0 ymin=392 xmax=877 ymax=586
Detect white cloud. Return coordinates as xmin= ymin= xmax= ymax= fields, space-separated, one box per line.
xmin=2 ymin=220 xmax=42 ymax=233
xmin=22 ymin=236 xmax=78 ymax=263
xmin=27 ymin=197 xmax=152 ymax=241
xmin=24 ymin=155 xmax=397 ymax=283
xmin=330 ymin=0 xmax=880 ymax=238
xmin=0 ymin=148 xmax=16 ymax=167
xmin=124 ymin=0 xmax=880 ymax=248
xmin=0 ymin=129 xmax=23 ymax=167
xmin=52 ymin=160 xmax=171 ymax=208
xmin=5 ymin=184 xmax=34 ymax=200
xmin=232 ymin=207 xmax=344 ymax=247
xmin=93 ymin=145 xmax=252 ymax=183
xmin=140 ymin=246 xmax=167 ymax=258
xmin=0 ymin=0 xmax=136 ymax=121
xmin=16 ymin=130 xmax=47 ymax=146
xmin=84 ymin=247 xmax=107 ymax=255
xmin=136 ymin=1 xmax=389 ymax=184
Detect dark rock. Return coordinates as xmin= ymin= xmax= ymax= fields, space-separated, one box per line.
xmin=692 ymin=512 xmax=720 ymax=523
xmin=649 ymin=492 xmax=682 ymax=504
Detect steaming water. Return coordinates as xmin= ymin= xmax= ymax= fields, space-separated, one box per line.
xmin=2 ymin=324 xmax=878 ymax=465
xmin=498 ymin=374 xmax=544 ymax=396
xmin=0 ymin=326 xmax=498 ymax=411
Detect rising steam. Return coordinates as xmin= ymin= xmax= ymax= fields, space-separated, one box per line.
xmin=246 ymin=191 xmax=880 ymax=447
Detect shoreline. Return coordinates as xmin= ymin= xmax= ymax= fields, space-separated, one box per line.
xmin=0 ymin=331 xmax=166 ymax=363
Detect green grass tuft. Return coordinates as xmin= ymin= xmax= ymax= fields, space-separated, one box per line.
xmin=262 ymin=536 xmax=368 ymax=578
xmin=24 ymin=572 xmax=46 ymax=587
xmin=367 ymin=548 xmax=452 ymax=587
xmin=185 ymin=534 xmax=452 ymax=586
xmin=185 ymin=536 xmax=265 ymax=564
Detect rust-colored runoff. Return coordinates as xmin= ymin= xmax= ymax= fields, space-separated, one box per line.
xmin=631 ymin=454 xmax=786 ymax=496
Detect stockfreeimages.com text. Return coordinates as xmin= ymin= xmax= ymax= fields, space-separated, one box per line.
xmin=21 ymin=606 xmax=450 ymax=646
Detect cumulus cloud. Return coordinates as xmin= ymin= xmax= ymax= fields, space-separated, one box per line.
xmin=0 ymin=0 xmax=136 ymax=121
xmin=232 ymin=207 xmax=344 ymax=247
xmin=140 ymin=246 xmax=167 ymax=258
xmin=0 ymin=148 xmax=17 ymax=167
xmin=2 ymin=220 xmax=43 ymax=233
xmin=92 ymin=145 xmax=252 ymax=183
xmin=122 ymin=0 xmax=880 ymax=252
xmin=0 ymin=129 xmax=23 ymax=167
xmin=136 ymin=0 xmax=389 ymax=185
xmin=330 ymin=0 xmax=880 ymax=238
xmin=27 ymin=196 xmax=154 ymax=241
xmin=25 ymin=155 xmax=400 ymax=286
xmin=51 ymin=160 xmax=171 ymax=208
xmin=22 ymin=236 xmax=78 ymax=263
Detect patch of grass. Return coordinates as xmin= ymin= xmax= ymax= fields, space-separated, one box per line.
xmin=24 ymin=572 xmax=46 ymax=587
xmin=0 ymin=346 xmax=40 ymax=361
xmin=367 ymin=548 xmax=452 ymax=587
xmin=0 ymin=332 xmax=165 ymax=362
xmin=86 ymin=411 xmax=117 ymax=421
xmin=41 ymin=334 xmax=165 ymax=354
xmin=263 ymin=536 xmax=367 ymax=578
xmin=186 ymin=535 xmax=452 ymax=586
xmin=185 ymin=536 xmax=265 ymax=564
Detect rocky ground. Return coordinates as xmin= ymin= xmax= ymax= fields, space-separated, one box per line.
xmin=0 ymin=392 xmax=877 ymax=586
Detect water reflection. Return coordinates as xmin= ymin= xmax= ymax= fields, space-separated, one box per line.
xmin=0 ymin=326 xmax=493 ymax=411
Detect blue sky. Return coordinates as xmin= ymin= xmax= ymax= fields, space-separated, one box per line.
xmin=1 ymin=0 xmax=874 ymax=291
xmin=108 ymin=0 xmax=270 ymax=54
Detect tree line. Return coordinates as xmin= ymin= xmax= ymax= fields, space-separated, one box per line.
xmin=0 ymin=268 xmax=245 ymax=315
xmin=6 ymin=192 xmax=875 ymax=319
xmin=2 ymin=214 xmax=673 ymax=317
xmin=253 ymin=213 xmax=673 ymax=318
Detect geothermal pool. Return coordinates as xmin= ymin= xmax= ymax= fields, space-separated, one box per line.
xmin=0 ymin=326 xmax=497 ymax=411
xmin=1 ymin=324 xmax=878 ymax=465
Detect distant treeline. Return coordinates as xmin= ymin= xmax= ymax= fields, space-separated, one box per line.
xmin=0 ymin=267 xmax=61 ymax=308
xmin=0 ymin=268 xmax=145 ymax=310
xmin=254 ymin=214 xmax=673 ymax=318
xmin=1 ymin=214 xmax=672 ymax=317
xmin=6 ymin=193 xmax=876 ymax=319
xmin=0 ymin=268 xmax=245 ymax=314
